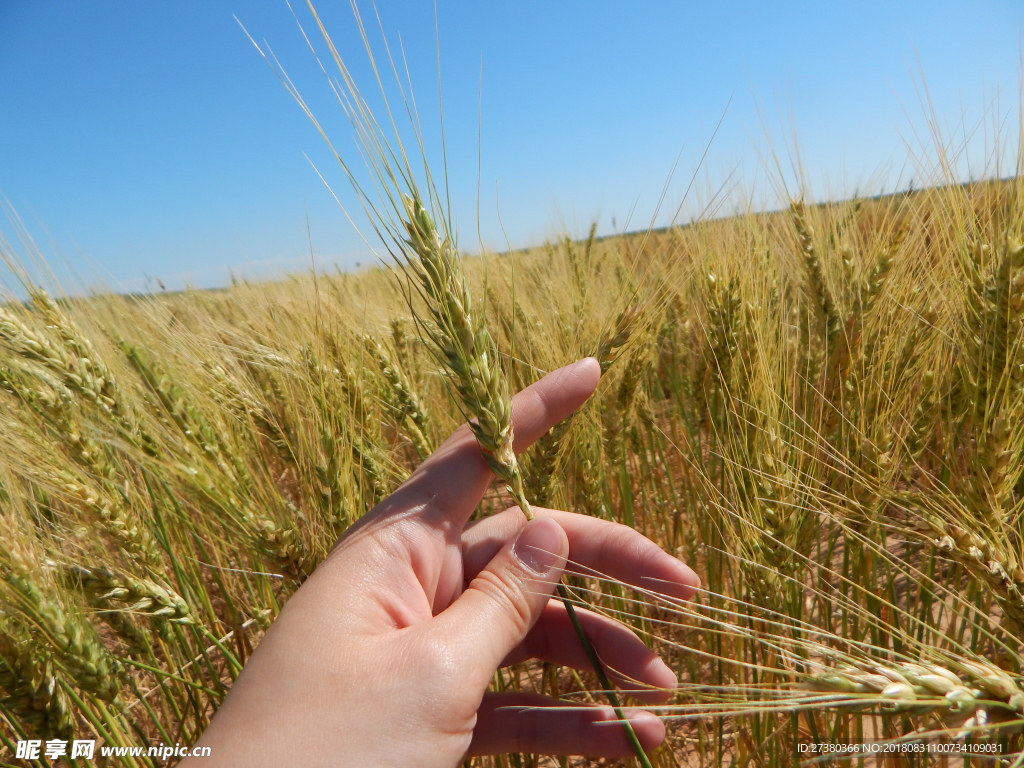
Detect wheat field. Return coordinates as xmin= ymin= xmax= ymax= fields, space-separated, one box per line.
xmin=2 ymin=158 xmax=1024 ymax=765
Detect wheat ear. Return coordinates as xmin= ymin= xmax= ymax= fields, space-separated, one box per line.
xmin=807 ymin=657 xmax=1024 ymax=739
xmin=400 ymin=193 xmax=532 ymax=518
xmin=362 ymin=334 xmax=433 ymax=460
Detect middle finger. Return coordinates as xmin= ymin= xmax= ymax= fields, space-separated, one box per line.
xmin=502 ymin=600 xmax=677 ymax=704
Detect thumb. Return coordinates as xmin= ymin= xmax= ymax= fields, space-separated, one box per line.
xmin=439 ymin=516 xmax=568 ymax=688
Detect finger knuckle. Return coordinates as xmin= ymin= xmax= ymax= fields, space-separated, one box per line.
xmin=598 ymin=522 xmax=647 ymax=563
xmin=470 ymin=568 xmax=534 ymax=636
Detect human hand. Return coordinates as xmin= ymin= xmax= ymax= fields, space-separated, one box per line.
xmin=186 ymin=357 xmax=700 ymax=767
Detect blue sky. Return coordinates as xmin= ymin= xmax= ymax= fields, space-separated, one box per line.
xmin=0 ymin=1 xmax=1021 ymax=292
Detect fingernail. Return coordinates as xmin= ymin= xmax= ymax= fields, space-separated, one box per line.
xmin=513 ymin=518 xmax=563 ymax=575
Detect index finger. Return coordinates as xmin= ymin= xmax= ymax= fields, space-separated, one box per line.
xmin=463 ymin=508 xmax=700 ymax=600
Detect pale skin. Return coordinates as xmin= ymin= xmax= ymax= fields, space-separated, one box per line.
xmin=184 ymin=357 xmax=700 ymax=766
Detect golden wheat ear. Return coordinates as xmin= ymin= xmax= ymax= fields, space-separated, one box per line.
xmin=394 ymin=191 xmax=535 ymax=516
